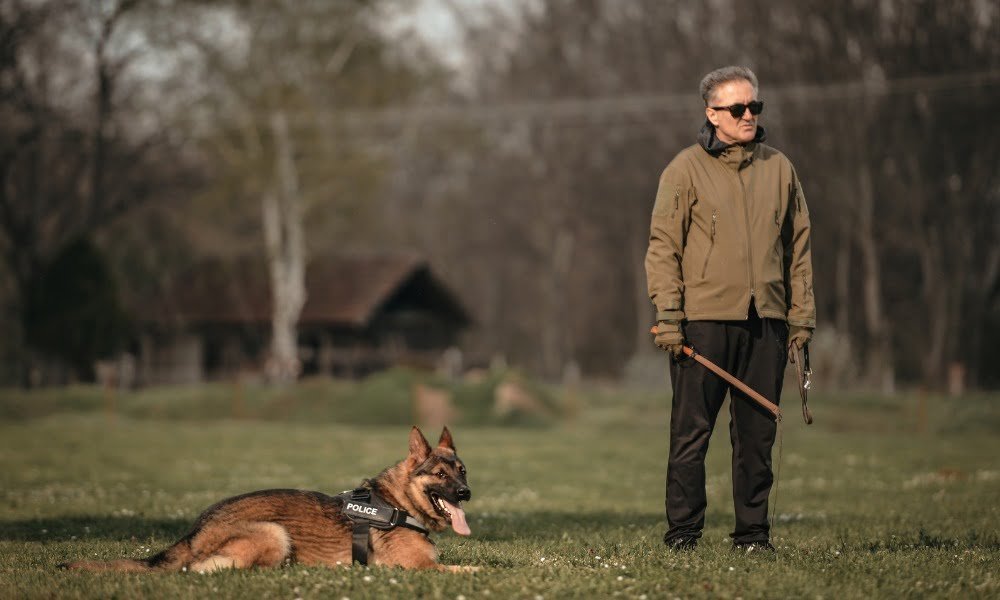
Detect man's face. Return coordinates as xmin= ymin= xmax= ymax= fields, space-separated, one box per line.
xmin=705 ymin=79 xmax=758 ymax=145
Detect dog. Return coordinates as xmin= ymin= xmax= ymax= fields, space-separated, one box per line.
xmin=61 ymin=427 xmax=474 ymax=572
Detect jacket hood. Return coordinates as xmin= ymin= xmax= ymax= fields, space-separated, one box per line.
xmin=698 ymin=120 xmax=767 ymax=156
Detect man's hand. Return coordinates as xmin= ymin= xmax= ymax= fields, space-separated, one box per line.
xmin=652 ymin=321 xmax=685 ymax=359
xmin=787 ymin=325 xmax=813 ymax=363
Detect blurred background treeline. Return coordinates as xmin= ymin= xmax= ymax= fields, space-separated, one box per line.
xmin=1 ymin=0 xmax=998 ymax=393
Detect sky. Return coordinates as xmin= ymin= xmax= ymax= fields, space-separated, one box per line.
xmin=383 ymin=0 xmax=524 ymax=71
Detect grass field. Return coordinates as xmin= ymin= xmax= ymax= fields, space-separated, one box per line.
xmin=1 ymin=382 xmax=998 ymax=599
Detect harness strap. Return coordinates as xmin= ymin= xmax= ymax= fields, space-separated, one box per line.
xmin=352 ymin=521 xmax=370 ymax=566
xmin=338 ymin=486 xmax=429 ymax=565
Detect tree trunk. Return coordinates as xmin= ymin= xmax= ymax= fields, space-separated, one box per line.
xmin=834 ymin=224 xmax=851 ymax=336
xmin=541 ymin=228 xmax=574 ymax=379
xmin=632 ymin=227 xmax=654 ymax=357
xmin=965 ymin=244 xmax=999 ymax=387
xmin=262 ymin=110 xmax=306 ymax=383
xmin=856 ymin=162 xmax=895 ymax=394
xmin=918 ymin=235 xmax=949 ymax=387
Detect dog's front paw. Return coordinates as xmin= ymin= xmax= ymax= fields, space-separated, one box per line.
xmin=442 ymin=564 xmax=480 ymax=573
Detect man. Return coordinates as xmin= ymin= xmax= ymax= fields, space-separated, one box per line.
xmin=645 ymin=66 xmax=815 ymax=553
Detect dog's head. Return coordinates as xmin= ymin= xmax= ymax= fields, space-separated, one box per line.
xmin=403 ymin=426 xmax=472 ymax=535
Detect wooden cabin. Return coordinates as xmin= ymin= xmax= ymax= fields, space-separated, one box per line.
xmin=137 ymin=253 xmax=470 ymax=384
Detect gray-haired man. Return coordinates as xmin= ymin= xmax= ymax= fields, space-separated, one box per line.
xmin=645 ymin=66 xmax=816 ymax=552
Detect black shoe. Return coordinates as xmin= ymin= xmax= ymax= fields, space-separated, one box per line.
xmin=664 ymin=536 xmax=698 ymax=551
xmin=732 ymin=540 xmax=775 ymax=554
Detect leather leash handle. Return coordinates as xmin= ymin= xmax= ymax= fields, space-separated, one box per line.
xmin=651 ymin=325 xmax=781 ymax=421
xmin=681 ymin=346 xmax=782 ymax=422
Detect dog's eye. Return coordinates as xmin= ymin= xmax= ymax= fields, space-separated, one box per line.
xmin=435 ymin=471 xmax=446 ymax=479
xmin=459 ymin=465 xmax=466 ymax=475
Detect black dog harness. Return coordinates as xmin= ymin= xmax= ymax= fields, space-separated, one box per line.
xmin=336 ymin=487 xmax=429 ymax=565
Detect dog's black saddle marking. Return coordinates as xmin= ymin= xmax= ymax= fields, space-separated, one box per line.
xmin=336 ymin=487 xmax=428 ymax=566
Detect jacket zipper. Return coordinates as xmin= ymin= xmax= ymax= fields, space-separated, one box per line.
xmin=701 ymin=210 xmax=717 ymax=279
xmin=737 ymin=170 xmax=756 ymax=309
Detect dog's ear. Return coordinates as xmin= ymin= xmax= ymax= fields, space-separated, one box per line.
xmin=437 ymin=426 xmax=455 ymax=451
xmin=408 ymin=426 xmax=432 ymax=461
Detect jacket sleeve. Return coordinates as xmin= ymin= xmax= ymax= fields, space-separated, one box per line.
xmin=784 ymin=167 xmax=816 ymax=329
xmin=645 ymin=160 xmax=692 ymax=319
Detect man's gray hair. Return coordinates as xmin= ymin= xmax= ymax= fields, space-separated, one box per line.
xmin=699 ymin=66 xmax=758 ymax=105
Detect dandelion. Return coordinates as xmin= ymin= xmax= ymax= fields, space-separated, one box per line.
xmin=540 ymin=557 xmax=546 ymax=562
xmin=389 ymin=578 xmax=398 ymax=585
xmin=728 ymin=567 xmax=735 ymax=572
xmin=617 ymin=576 xmax=624 ymax=581
xmin=363 ymin=575 xmax=373 ymax=582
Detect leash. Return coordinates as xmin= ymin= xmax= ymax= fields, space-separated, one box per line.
xmin=772 ymin=343 xmax=813 ymax=538
xmin=769 ymin=416 xmax=784 ymax=539
xmin=679 ymin=345 xmax=782 ymax=421
xmin=652 ymin=325 xmax=814 ymax=425
xmin=651 ymin=327 xmax=816 ymax=541
xmin=790 ymin=344 xmax=814 ymax=424
xmin=677 ymin=344 xmax=788 ymax=537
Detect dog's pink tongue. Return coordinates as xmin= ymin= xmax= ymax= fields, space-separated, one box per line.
xmin=442 ymin=499 xmax=471 ymax=535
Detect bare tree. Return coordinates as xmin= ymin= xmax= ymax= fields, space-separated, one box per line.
xmin=0 ymin=0 xmax=193 ymax=383
xmin=186 ymin=0 xmax=435 ymax=382
xmin=262 ymin=111 xmax=306 ymax=381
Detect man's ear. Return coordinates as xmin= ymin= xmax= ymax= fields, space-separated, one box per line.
xmin=437 ymin=426 xmax=455 ymax=452
xmin=706 ymin=106 xmax=720 ymax=127
xmin=408 ymin=426 xmax=432 ymax=462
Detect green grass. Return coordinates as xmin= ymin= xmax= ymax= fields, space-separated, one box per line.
xmin=1 ymin=387 xmax=998 ymax=598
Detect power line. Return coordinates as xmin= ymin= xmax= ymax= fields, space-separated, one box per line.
xmin=311 ymin=69 xmax=1000 ymax=130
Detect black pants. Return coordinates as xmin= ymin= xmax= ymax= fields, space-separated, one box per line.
xmin=664 ymin=305 xmax=787 ymax=545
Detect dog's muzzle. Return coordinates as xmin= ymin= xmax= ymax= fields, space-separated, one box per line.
xmin=456 ymin=486 xmax=471 ymax=502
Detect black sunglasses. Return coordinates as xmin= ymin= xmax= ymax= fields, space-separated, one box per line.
xmin=709 ymin=100 xmax=764 ymax=119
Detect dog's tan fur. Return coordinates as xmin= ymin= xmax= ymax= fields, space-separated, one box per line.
xmin=62 ymin=427 xmax=475 ymax=573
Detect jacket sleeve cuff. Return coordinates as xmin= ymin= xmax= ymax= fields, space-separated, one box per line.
xmin=656 ymin=309 xmax=685 ymax=322
xmin=786 ymin=317 xmax=815 ymax=329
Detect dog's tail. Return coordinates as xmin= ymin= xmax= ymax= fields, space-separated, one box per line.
xmin=60 ymin=538 xmax=194 ymax=572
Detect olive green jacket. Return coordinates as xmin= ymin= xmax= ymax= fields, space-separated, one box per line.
xmin=644 ymin=125 xmax=816 ymax=328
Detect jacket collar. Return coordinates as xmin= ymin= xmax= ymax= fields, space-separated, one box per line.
xmin=698 ymin=120 xmax=766 ymax=169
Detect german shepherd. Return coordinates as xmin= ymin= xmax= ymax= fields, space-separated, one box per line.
xmin=62 ymin=427 xmax=474 ymax=572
